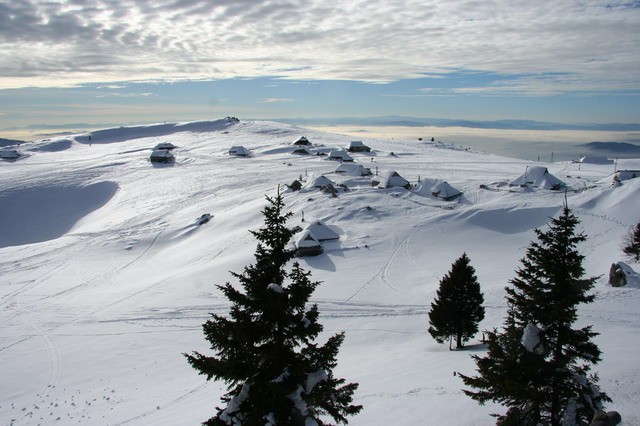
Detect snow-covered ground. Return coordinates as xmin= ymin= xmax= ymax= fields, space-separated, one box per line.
xmin=1 ymin=118 xmax=639 ymax=425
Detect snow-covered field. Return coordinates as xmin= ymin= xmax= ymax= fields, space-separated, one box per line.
xmin=1 ymin=118 xmax=639 ymax=425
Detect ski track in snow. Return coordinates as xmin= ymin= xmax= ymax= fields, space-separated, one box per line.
xmin=344 ymin=232 xmax=414 ymax=303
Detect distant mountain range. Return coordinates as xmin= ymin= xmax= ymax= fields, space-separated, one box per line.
xmin=0 ymin=138 xmax=26 ymax=147
xmin=274 ymin=115 xmax=640 ymax=132
xmin=580 ymin=141 xmax=640 ymax=154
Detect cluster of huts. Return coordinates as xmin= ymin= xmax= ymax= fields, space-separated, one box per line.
xmin=150 ymin=142 xmax=176 ymax=163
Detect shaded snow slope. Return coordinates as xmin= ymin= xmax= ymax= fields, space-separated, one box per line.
xmin=1 ymin=119 xmax=640 ymax=425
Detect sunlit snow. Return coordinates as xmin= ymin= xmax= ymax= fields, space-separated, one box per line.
xmin=1 ymin=118 xmax=639 ymax=425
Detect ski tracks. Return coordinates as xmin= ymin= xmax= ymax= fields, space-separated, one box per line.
xmin=345 ymin=232 xmax=416 ymax=303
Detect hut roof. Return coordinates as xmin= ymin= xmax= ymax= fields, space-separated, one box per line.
xmin=431 ymin=181 xmax=462 ymax=200
xmin=375 ymin=170 xmax=410 ymax=189
xmin=509 ymin=166 xmax=565 ymax=190
xmin=576 ymin=155 xmax=613 ymax=165
xmin=154 ymin=142 xmax=176 ymax=150
xmin=304 ymin=221 xmax=339 ymax=241
xmin=229 ymin=145 xmax=250 ymax=156
xmin=335 ymin=163 xmax=371 ymax=176
xmin=295 ymin=230 xmax=321 ymax=248
xmin=328 ymin=149 xmax=354 ymax=162
xmin=347 ymin=141 xmax=371 ymax=152
xmin=292 ymin=136 xmax=311 ymax=146
xmin=291 ymin=147 xmax=311 ymax=155
xmin=305 ymin=175 xmax=335 ymax=188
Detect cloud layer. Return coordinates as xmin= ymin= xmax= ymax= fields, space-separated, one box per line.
xmin=1 ymin=0 xmax=639 ymax=94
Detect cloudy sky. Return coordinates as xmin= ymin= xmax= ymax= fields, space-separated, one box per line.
xmin=1 ymin=0 xmax=640 ymax=135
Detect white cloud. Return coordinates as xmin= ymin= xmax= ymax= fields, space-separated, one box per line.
xmin=263 ymin=98 xmax=295 ymax=103
xmin=0 ymin=0 xmax=638 ymax=95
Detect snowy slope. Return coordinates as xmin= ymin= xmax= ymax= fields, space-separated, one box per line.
xmin=1 ymin=118 xmax=639 ymax=425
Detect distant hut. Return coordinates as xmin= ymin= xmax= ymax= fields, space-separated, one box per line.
xmin=575 ymin=155 xmax=613 ymax=165
xmin=328 ymin=149 xmax=354 ymax=162
xmin=153 ymin=142 xmax=176 ymax=150
xmin=291 ymin=147 xmax=311 ymax=155
xmin=335 ymin=163 xmax=372 ymax=176
xmin=372 ymin=170 xmax=411 ymax=189
xmin=292 ymin=136 xmax=311 ymax=146
xmin=294 ymin=230 xmax=323 ymax=256
xmin=0 ymin=149 xmax=20 ymax=160
xmin=229 ymin=145 xmax=250 ymax=157
xmin=196 ymin=213 xmax=212 ymax=225
xmin=150 ymin=149 xmax=175 ymax=163
xmin=347 ymin=141 xmax=371 ymax=152
xmin=509 ymin=166 xmax=565 ymax=190
xmin=287 ymin=179 xmax=303 ymax=191
xmin=431 ymin=181 xmax=462 ymax=201
xmin=305 ymin=175 xmax=335 ymax=189
xmin=613 ymin=170 xmax=640 ymax=182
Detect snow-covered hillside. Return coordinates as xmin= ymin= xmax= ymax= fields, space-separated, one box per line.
xmin=1 ymin=118 xmax=639 ymax=425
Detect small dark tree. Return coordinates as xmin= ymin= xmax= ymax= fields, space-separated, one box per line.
xmin=460 ymin=206 xmax=610 ymax=425
xmin=428 ymin=253 xmax=485 ymax=349
xmin=185 ymin=191 xmax=361 ymax=425
xmin=622 ymin=222 xmax=640 ymax=261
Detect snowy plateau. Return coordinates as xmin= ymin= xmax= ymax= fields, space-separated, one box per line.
xmin=1 ymin=118 xmax=640 ymax=425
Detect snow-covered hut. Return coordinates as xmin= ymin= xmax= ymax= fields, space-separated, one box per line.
xmin=0 ymin=149 xmax=20 ymax=159
xmin=509 ymin=166 xmax=565 ymax=190
xmin=292 ymin=136 xmax=311 ymax=146
xmin=347 ymin=141 xmax=371 ymax=152
xmin=575 ymin=155 xmax=613 ymax=165
xmin=304 ymin=220 xmax=339 ymax=241
xmin=613 ymin=170 xmax=640 ymax=183
xmin=150 ymin=149 xmax=175 ymax=163
xmin=328 ymin=149 xmax=354 ymax=162
xmin=229 ymin=145 xmax=250 ymax=157
xmin=430 ymin=181 xmax=462 ymax=201
xmin=291 ymin=147 xmax=311 ymax=155
xmin=294 ymin=230 xmax=323 ymax=256
xmin=372 ymin=170 xmax=411 ymax=189
xmin=153 ymin=142 xmax=176 ymax=150
xmin=305 ymin=175 xmax=335 ymax=189
xmin=335 ymin=163 xmax=371 ymax=176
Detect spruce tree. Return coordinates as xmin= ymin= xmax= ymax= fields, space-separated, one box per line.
xmin=428 ymin=253 xmax=485 ymax=349
xmin=185 ymin=191 xmax=361 ymax=425
xmin=460 ymin=206 xmax=610 ymax=425
xmin=622 ymin=222 xmax=640 ymax=261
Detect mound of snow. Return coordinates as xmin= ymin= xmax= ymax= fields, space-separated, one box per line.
xmin=575 ymin=177 xmax=640 ymax=225
xmin=28 ymin=138 xmax=74 ymax=152
xmin=75 ymin=119 xmax=238 ymax=144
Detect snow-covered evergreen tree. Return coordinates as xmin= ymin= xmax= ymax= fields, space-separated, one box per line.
xmin=185 ymin=191 xmax=361 ymax=425
xmin=460 ymin=206 xmax=610 ymax=425
xmin=428 ymin=253 xmax=485 ymax=349
xmin=623 ymin=222 xmax=640 ymax=261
